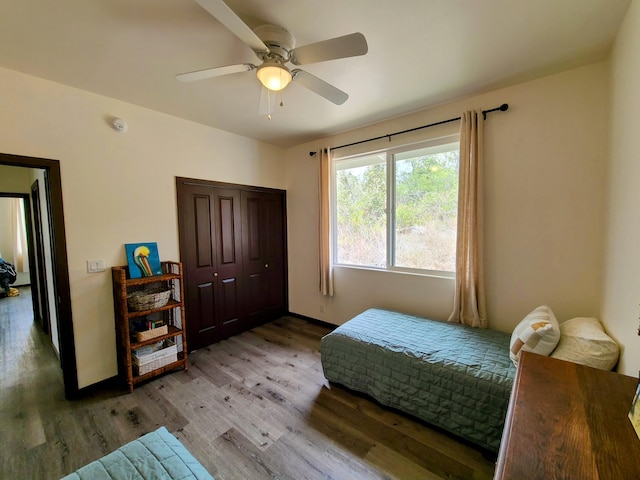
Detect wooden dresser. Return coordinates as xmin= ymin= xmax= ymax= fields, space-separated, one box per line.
xmin=495 ymin=351 xmax=640 ymax=480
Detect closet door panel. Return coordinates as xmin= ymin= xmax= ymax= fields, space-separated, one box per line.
xmin=177 ymin=184 xmax=218 ymax=349
xmin=218 ymin=196 xmax=237 ymax=265
xmin=219 ymin=278 xmax=240 ymax=326
xmin=246 ymin=197 xmax=261 ymax=261
xmin=242 ymin=190 xmax=287 ymax=325
xmin=212 ymin=189 xmax=243 ymax=336
xmin=196 ymin=282 xmax=216 ymax=333
xmin=262 ymin=194 xmax=285 ymax=311
xmin=195 ymin=196 xmax=214 ymax=268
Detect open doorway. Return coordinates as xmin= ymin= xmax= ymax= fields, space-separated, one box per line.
xmin=0 ymin=193 xmax=37 ymax=305
xmin=0 ymin=189 xmax=55 ymax=344
xmin=0 ymin=153 xmax=77 ymax=398
xmin=0 ymin=195 xmax=30 ymax=293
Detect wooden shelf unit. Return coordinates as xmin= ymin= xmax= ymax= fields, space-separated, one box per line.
xmin=112 ymin=261 xmax=188 ymax=392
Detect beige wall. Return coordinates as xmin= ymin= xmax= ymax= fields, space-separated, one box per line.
xmin=602 ymin=0 xmax=640 ymax=377
xmin=286 ymin=62 xmax=608 ymax=339
xmin=0 ymin=164 xmax=32 ymax=192
xmin=0 ymin=66 xmax=286 ymax=388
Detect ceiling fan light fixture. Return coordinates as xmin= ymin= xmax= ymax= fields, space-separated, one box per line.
xmin=257 ymin=62 xmax=292 ymax=91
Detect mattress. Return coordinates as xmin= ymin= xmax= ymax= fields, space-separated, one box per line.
xmin=320 ymin=308 xmax=516 ymax=452
xmin=61 ymin=426 xmax=214 ymax=480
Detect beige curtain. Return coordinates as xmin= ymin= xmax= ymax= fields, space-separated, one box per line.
xmin=12 ymin=198 xmax=29 ymax=273
xmin=318 ymin=148 xmax=334 ymax=296
xmin=448 ymin=110 xmax=486 ymax=327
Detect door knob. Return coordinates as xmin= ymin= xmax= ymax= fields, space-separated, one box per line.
xmin=213 ymin=272 xmax=218 ymax=277
xmin=265 ymin=264 xmax=269 ymax=268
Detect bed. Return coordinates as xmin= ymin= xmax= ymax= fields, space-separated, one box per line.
xmin=61 ymin=426 xmax=214 ymax=480
xmin=320 ymin=308 xmax=516 ymax=453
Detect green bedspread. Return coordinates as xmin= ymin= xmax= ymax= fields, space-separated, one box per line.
xmin=61 ymin=426 xmax=213 ymax=480
xmin=320 ymin=308 xmax=516 ymax=453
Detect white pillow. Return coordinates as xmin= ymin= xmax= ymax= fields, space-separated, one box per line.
xmin=550 ymin=317 xmax=619 ymax=370
xmin=509 ymin=305 xmax=560 ymax=366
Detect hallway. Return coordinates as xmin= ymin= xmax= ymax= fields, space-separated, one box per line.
xmin=0 ymin=286 xmax=65 ymax=475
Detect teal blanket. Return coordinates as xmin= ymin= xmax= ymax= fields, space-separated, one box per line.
xmin=61 ymin=427 xmax=213 ymax=480
xmin=320 ymin=308 xmax=516 ymax=452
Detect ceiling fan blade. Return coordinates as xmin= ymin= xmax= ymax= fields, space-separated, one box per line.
xmin=176 ymin=63 xmax=255 ymax=82
xmin=289 ymin=32 xmax=368 ymax=66
xmin=194 ymin=0 xmax=269 ymax=54
xmin=292 ymin=69 xmax=348 ymax=105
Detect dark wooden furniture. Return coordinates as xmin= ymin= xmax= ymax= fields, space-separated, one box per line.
xmin=176 ymin=178 xmax=288 ymax=350
xmin=112 ymin=261 xmax=188 ymax=392
xmin=495 ymin=351 xmax=640 ymax=480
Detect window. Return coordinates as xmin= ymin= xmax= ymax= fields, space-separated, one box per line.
xmin=333 ymin=137 xmax=460 ymax=275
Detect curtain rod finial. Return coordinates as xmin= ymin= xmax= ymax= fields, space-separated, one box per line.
xmin=500 ymin=103 xmax=509 ymax=111
xmin=309 ymin=151 xmax=317 ymax=157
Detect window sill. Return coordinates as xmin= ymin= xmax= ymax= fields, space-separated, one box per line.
xmin=333 ymin=264 xmax=455 ymax=280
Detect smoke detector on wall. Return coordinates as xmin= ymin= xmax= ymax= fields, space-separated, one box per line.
xmin=112 ymin=118 xmax=128 ymax=133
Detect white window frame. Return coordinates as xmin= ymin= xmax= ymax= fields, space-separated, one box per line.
xmin=331 ymin=134 xmax=460 ymax=277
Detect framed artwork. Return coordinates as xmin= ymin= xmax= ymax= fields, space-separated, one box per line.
xmin=125 ymin=242 xmax=162 ymax=278
xmin=630 ymin=375 xmax=640 ymax=441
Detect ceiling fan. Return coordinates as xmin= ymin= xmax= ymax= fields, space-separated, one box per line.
xmin=177 ymin=0 xmax=368 ymax=109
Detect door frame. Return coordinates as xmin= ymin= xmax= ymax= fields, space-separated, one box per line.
xmin=31 ymin=179 xmax=52 ymax=334
xmin=0 ymin=152 xmax=78 ymax=398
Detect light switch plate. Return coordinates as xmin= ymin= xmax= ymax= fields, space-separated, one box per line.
xmin=87 ymin=259 xmax=106 ymax=273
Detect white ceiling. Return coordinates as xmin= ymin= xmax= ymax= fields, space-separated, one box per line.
xmin=0 ymin=0 xmax=631 ymax=148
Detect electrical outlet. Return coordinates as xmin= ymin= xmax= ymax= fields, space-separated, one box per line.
xmin=87 ymin=259 xmax=106 ymax=273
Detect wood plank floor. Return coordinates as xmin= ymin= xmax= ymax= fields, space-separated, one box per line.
xmin=0 ymin=287 xmax=496 ymax=479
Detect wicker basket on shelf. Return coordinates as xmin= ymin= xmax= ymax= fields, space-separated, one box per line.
xmin=133 ymin=339 xmax=178 ymax=375
xmin=135 ymin=325 xmax=168 ymax=342
xmin=127 ymin=288 xmax=171 ymax=312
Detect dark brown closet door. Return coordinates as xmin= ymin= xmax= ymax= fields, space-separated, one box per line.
xmin=242 ymin=190 xmax=287 ymax=326
xmin=177 ymin=182 xmax=243 ymax=350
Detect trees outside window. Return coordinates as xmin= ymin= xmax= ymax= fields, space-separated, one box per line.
xmin=334 ymin=138 xmax=459 ymax=275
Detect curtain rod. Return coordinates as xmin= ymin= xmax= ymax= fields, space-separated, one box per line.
xmin=309 ymin=103 xmax=509 ymax=156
